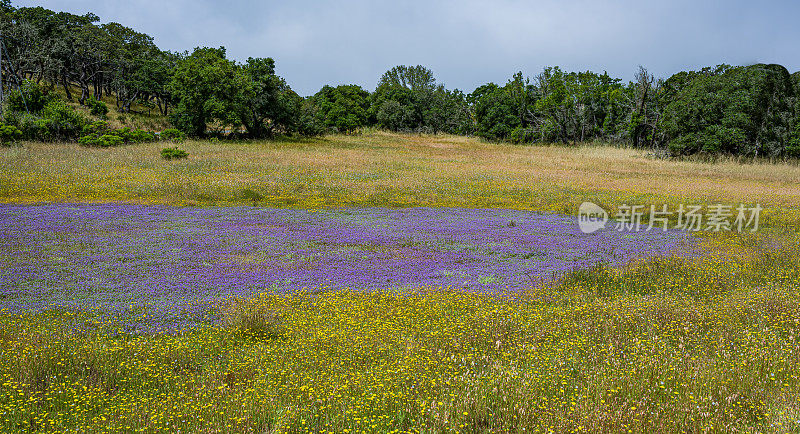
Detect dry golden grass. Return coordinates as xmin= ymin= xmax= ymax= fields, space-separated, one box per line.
xmin=2 ymin=131 xmax=799 ymax=212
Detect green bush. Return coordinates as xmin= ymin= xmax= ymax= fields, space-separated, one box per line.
xmin=668 ymin=133 xmax=698 ymax=156
xmin=104 ymin=127 xmax=155 ymax=143
xmin=38 ymin=100 xmax=87 ymax=141
xmin=85 ymin=96 xmax=109 ymax=118
xmin=0 ymin=124 xmax=23 ymax=145
xmin=78 ymin=133 xmax=124 ymax=147
xmin=16 ymin=114 xmax=52 ymax=141
xmin=161 ymin=147 xmax=188 ymax=160
xmin=97 ymin=134 xmax=124 ymax=147
xmin=295 ymin=100 xmax=325 ymax=137
xmin=110 ymin=127 xmax=131 ymax=141
xmin=78 ymin=126 xmax=157 ymax=147
xmin=82 ymin=121 xmax=111 ymax=135
xmin=77 ymin=133 xmax=97 ymax=146
xmin=312 ymin=84 xmax=371 ymax=134
xmin=126 ymin=129 xmax=157 ymax=143
xmin=6 ymin=80 xmax=54 ymax=113
xmin=159 ymin=128 xmax=186 ymax=143
xmin=7 ymin=100 xmax=87 ymax=142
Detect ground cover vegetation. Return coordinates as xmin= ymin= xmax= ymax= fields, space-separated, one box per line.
xmin=1 ymin=132 xmax=800 ymax=432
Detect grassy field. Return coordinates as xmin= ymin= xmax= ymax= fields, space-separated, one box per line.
xmin=2 ymin=131 xmax=800 ymax=209
xmin=1 ymin=132 xmax=799 ymax=432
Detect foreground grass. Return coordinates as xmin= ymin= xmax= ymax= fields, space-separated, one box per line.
xmin=1 ymin=233 xmax=799 ymax=432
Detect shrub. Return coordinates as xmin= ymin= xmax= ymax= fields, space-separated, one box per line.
xmin=376 ymin=100 xmax=415 ymax=132
xmin=85 ymin=96 xmax=108 ymax=118
xmin=7 ymin=100 xmax=86 ymax=142
xmin=312 ymin=84 xmax=371 ymax=134
xmin=16 ymin=114 xmax=53 ymax=141
xmin=0 ymin=124 xmax=23 ymax=145
xmin=295 ymin=100 xmax=325 ymax=137
xmin=5 ymin=80 xmax=53 ymax=113
xmin=108 ymin=127 xmax=156 ymax=143
xmin=37 ymin=100 xmax=87 ymax=141
xmin=82 ymin=121 xmax=110 ymax=135
xmin=109 ymin=127 xmax=131 ymax=141
xmin=77 ymin=133 xmax=98 ymax=146
xmin=128 ymin=129 xmax=156 ymax=143
xmin=78 ymin=126 xmax=157 ymax=147
xmin=159 ymin=128 xmax=186 ymax=143
xmin=668 ymin=133 xmax=698 ymax=156
xmin=79 ymin=133 xmax=124 ymax=147
xmin=161 ymin=147 xmax=188 ymax=160
xmin=98 ymin=134 xmax=124 ymax=147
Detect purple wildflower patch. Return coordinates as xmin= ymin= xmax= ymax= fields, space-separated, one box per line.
xmin=0 ymin=204 xmax=695 ymax=332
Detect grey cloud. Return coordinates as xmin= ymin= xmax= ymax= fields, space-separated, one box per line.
xmin=16 ymin=0 xmax=800 ymax=95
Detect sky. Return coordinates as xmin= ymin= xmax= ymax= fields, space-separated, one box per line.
xmin=14 ymin=0 xmax=800 ymax=96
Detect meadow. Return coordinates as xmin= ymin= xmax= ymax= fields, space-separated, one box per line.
xmin=1 ymin=132 xmax=800 ymax=432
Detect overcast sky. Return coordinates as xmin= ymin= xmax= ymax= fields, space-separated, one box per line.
xmin=14 ymin=0 xmax=800 ymax=96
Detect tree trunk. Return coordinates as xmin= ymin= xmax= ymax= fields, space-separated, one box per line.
xmin=61 ymin=75 xmax=73 ymax=101
xmin=79 ymin=84 xmax=90 ymax=105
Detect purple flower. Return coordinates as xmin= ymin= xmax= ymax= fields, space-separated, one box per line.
xmin=0 ymin=204 xmax=696 ymax=332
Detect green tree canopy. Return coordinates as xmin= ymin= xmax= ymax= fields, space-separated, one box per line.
xmin=377 ymin=65 xmax=436 ymax=92
xmin=371 ymin=81 xmax=419 ymax=131
xmin=372 ymin=65 xmax=470 ymax=134
xmin=312 ymin=84 xmax=371 ymax=133
xmin=234 ymin=57 xmax=300 ymax=138
xmin=468 ymin=83 xmax=520 ymax=141
xmin=168 ymin=47 xmax=241 ymax=137
xmin=663 ymin=64 xmax=796 ymax=157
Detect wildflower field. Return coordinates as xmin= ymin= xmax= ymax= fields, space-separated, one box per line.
xmin=1 ymin=132 xmax=800 ymax=432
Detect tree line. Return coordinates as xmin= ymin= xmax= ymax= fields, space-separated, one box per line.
xmin=1 ymin=1 xmax=799 ymax=157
